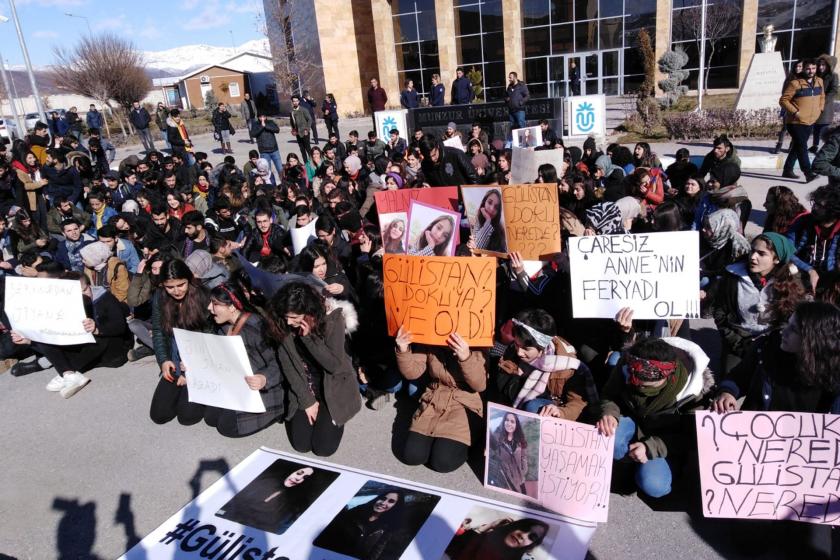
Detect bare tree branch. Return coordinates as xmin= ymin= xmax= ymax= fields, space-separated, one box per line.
xmin=674 ymin=1 xmax=742 ymax=93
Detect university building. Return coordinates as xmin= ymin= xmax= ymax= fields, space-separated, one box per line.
xmin=263 ymin=0 xmax=840 ymax=115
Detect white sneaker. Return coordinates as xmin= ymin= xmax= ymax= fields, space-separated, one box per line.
xmin=60 ymin=372 xmax=90 ymax=399
xmin=46 ymin=374 xmax=67 ymax=392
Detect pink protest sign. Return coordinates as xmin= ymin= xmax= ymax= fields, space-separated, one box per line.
xmin=485 ymin=402 xmax=614 ymax=523
xmin=696 ymin=410 xmax=840 ymax=525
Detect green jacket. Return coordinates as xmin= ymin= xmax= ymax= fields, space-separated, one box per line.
xmin=813 ymin=131 xmax=840 ymax=185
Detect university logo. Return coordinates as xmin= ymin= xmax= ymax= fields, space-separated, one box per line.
xmin=381 ymin=116 xmax=398 ymax=137
xmin=574 ymin=102 xmax=596 ymax=133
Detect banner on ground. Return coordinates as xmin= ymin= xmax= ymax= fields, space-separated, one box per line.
xmin=485 ymin=403 xmax=614 ymax=523
xmin=121 ymin=447 xmax=596 ymax=560
xmin=696 ymin=410 xmax=840 ymax=526
xmin=173 ymin=329 xmax=266 ymax=413
xmin=510 ymin=146 xmax=564 ymax=184
xmin=383 ymin=255 xmax=496 ymax=346
xmin=502 ymin=184 xmax=562 ymax=261
xmin=4 ymin=276 xmax=95 ymax=346
xmin=568 ymin=231 xmax=700 ymax=320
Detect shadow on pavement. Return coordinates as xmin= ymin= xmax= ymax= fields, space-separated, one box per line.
xmin=115 ymin=493 xmax=141 ymax=552
xmin=53 ymin=497 xmax=101 ymax=560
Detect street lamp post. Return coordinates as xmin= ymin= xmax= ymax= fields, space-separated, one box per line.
xmin=65 ymin=12 xmax=92 ymax=35
xmin=6 ymin=0 xmax=48 ymax=125
xmin=0 ymin=49 xmax=24 ymax=139
xmin=697 ymin=0 xmax=708 ymax=112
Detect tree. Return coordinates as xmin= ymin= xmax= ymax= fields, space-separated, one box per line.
xmin=674 ymin=1 xmax=742 ymax=93
xmin=52 ymin=33 xmax=151 ymax=137
xmin=637 ymin=29 xmax=656 ymax=99
xmin=658 ymin=47 xmax=690 ymax=108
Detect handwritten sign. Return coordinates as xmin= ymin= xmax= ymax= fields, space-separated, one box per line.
xmin=696 ymin=410 xmax=840 ymax=526
xmin=510 ymin=146 xmax=564 ymax=184
xmin=568 ymin=231 xmax=700 ymax=320
xmin=5 ymin=277 xmax=95 ymax=346
xmin=374 ymin=186 xmax=459 ymax=215
xmin=383 ymin=255 xmax=496 ymax=346
xmin=290 ymin=220 xmax=317 ymax=255
xmin=485 ymin=403 xmax=614 ymax=523
xmin=173 ymin=329 xmax=266 ymax=413
xmin=502 ymin=184 xmax=561 ymax=260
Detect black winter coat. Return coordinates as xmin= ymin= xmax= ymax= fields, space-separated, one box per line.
xmin=251 ymin=120 xmax=280 ymax=153
xmin=421 ymin=147 xmax=479 ymax=186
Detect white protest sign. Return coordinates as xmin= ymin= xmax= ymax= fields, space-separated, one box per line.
xmin=5 ymin=276 xmax=95 ymax=345
xmin=290 ymin=220 xmax=317 ymax=255
xmin=510 ymin=146 xmax=564 ymax=184
xmin=173 ymin=329 xmax=266 ymax=413
xmin=568 ymin=231 xmax=700 ymax=320
xmin=122 ymin=447 xmax=596 ymax=560
xmin=443 ymin=136 xmax=465 ymax=151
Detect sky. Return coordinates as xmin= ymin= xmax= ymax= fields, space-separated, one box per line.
xmin=0 ymin=0 xmax=266 ymax=67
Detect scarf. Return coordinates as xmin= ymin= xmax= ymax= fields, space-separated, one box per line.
xmin=177 ymin=121 xmax=192 ymax=152
xmin=512 ymin=338 xmax=581 ymax=408
xmin=706 ymin=208 xmax=750 ymax=256
xmin=585 ymin=202 xmax=623 ymax=235
xmin=623 ymin=361 xmax=689 ymax=413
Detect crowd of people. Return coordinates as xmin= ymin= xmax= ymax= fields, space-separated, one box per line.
xmin=1 ymin=58 xmax=840 ymax=514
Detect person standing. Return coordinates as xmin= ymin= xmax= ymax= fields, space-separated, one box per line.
xmin=65 ymin=107 xmax=83 ymax=141
xmin=166 ymin=109 xmax=194 ymax=165
xmin=86 ymin=104 xmax=104 ymax=133
xmin=300 ymin=90 xmax=320 ymax=143
xmin=240 ymin=93 xmax=258 ymax=144
xmin=400 ymin=79 xmax=419 ymax=109
xmin=251 ymin=114 xmax=283 ymax=181
xmin=290 ymin=95 xmax=313 ymax=164
xmin=212 ymin=102 xmax=234 ymax=154
xmin=451 ymin=67 xmax=474 ymax=105
xmin=570 ymin=60 xmax=581 ymax=96
xmin=429 ymin=74 xmax=445 ymax=107
xmin=154 ymin=102 xmax=170 ymax=151
xmin=505 ymin=72 xmax=530 ymax=131
xmin=811 ymin=55 xmax=837 ymax=153
xmin=367 ymin=78 xmax=388 ymax=113
xmin=129 ymin=101 xmax=156 ymax=154
xmin=321 ymin=94 xmax=339 ymax=140
xmin=779 ymin=58 xmax=824 ymax=182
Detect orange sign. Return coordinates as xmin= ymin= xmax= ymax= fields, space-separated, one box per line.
xmin=383 ymin=255 xmax=496 ymax=346
xmin=502 ymin=184 xmax=561 ymax=260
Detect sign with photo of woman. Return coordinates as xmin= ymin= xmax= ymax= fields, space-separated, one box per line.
xmin=441 ymin=505 xmax=558 ymax=560
xmin=313 ymin=480 xmax=441 ymax=560
xmin=485 ymin=408 xmax=540 ymax=500
xmin=379 ymin=212 xmax=408 ymax=254
xmin=407 ymin=200 xmax=460 ymax=257
xmin=461 ymin=186 xmax=508 ymax=255
xmin=215 ymin=457 xmax=339 ymax=534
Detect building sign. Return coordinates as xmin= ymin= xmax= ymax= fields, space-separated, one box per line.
xmin=567 ymin=95 xmax=606 ymax=137
xmin=375 ymin=109 xmax=409 ymax=140
xmin=410 ymin=98 xmax=563 ymax=127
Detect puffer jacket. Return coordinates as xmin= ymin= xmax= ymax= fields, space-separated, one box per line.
xmin=780 ymin=76 xmax=825 ymax=126
xmin=813 ymin=128 xmax=840 ymax=185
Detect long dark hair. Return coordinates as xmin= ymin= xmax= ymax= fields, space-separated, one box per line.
xmin=482 ymin=518 xmax=549 ymax=558
xmin=794 ymin=302 xmax=840 ymax=393
xmin=382 ymin=219 xmax=406 ymax=253
xmin=210 ymin=282 xmax=257 ymax=315
xmin=352 ymin=490 xmax=405 ymax=528
xmin=764 ymin=185 xmax=806 ymax=234
xmin=417 ymin=215 xmax=455 ymax=256
xmin=11 ymin=208 xmax=45 ymax=242
xmin=264 ymin=281 xmax=326 ymax=343
xmin=752 ymin=235 xmax=807 ymax=324
xmin=633 ymin=142 xmax=655 ymax=167
xmin=158 ymin=258 xmax=210 ymax=334
xmin=493 ymin=412 xmax=528 ymax=450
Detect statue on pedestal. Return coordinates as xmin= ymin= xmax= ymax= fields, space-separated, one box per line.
xmin=760 ymin=24 xmax=777 ymax=53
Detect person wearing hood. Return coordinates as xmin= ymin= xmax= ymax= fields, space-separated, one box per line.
xmin=811 ymin=54 xmax=837 ymax=153
xmin=596 ymin=336 xmax=713 ymax=497
xmin=80 ymin=240 xmax=130 ymax=303
xmin=700 ymin=209 xmax=751 ymax=279
xmin=813 ymin=124 xmax=840 ymax=186
xmin=593 ymin=154 xmax=625 ymax=202
xmin=698 ymin=135 xmax=741 ymax=179
xmin=706 ymin=233 xmax=807 ymax=371
xmin=10 ymin=271 xmax=131 ymax=398
xmin=418 ymin=135 xmax=478 ymax=187
xmin=581 ymin=136 xmax=602 ymax=174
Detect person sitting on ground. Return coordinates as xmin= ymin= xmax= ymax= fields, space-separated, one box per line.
xmin=698 ymin=134 xmax=741 ymax=179
xmin=79 ymin=241 xmax=130 ymax=304
xmin=54 ymin=218 xmax=94 ymax=273
xmin=664 ymin=148 xmax=698 ymax=194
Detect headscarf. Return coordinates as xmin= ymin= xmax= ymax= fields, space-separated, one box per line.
xmin=185 ymin=249 xmax=213 ymax=278
xmin=626 ymin=354 xmax=677 ymax=385
xmin=705 ymin=209 xmax=750 ymax=256
xmin=595 ymin=155 xmax=622 ymax=178
xmin=343 ymin=154 xmax=362 ymax=174
xmin=585 ymin=202 xmax=623 ymax=235
xmin=761 ymin=232 xmax=795 ymax=264
xmin=80 ymin=241 xmax=112 ymax=272
xmin=384 ymin=172 xmax=404 ymax=189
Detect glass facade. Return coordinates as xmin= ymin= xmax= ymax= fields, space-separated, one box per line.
xmin=670 ymin=0 xmax=743 ymax=89
xmin=392 ymin=0 xmax=441 ymax=97
xmin=520 ymin=0 xmax=657 ymax=97
xmin=454 ymin=0 xmax=506 ymax=101
xmin=756 ymin=0 xmax=835 ymax=70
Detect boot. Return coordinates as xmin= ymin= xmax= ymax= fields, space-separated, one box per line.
xmin=770 ymin=143 xmax=781 ymax=155
xmin=225 ymin=142 xmax=232 ymax=154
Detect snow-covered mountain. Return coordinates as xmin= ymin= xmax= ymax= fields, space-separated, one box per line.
xmin=141 ymin=38 xmax=270 ymax=77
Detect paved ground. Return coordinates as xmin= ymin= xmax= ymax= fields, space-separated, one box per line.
xmin=0 ymin=120 xmax=835 ymax=559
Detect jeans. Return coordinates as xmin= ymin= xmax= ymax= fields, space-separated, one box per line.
xmin=260 ymin=150 xmax=284 ymax=184
xmin=522 ymin=396 xmax=554 ymax=414
xmin=613 ymin=416 xmax=673 ymax=498
xmin=509 ymin=109 xmax=526 ymax=131
xmin=325 ymin=118 xmax=339 ymax=140
xmin=813 ymin=123 xmax=827 ymax=148
xmin=137 ymin=127 xmax=156 ymax=153
xmin=296 ymin=134 xmax=312 ymax=163
xmin=784 ymin=123 xmax=813 ymax=174
xmin=159 ymin=128 xmax=170 ymax=150
xmin=246 ymin=118 xmax=256 ymax=142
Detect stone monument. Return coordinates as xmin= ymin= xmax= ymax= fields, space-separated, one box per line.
xmin=735 ymin=25 xmax=786 ymax=111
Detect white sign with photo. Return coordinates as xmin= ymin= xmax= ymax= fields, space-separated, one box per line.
xmin=121 ymin=447 xmax=596 ymax=560
xmin=4 ymin=276 xmax=95 ymax=346
xmin=568 ymin=231 xmax=701 ymax=320
xmin=510 ymin=125 xmax=543 ymax=149
xmin=510 ymin=147 xmax=564 ymax=184
xmin=173 ymin=329 xmax=267 ymax=413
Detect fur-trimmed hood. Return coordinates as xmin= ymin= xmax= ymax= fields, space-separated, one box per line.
xmin=326 ymin=297 xmax=358 ymax=334
xmin=662 ymin=336 xmax=716 ymax=403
